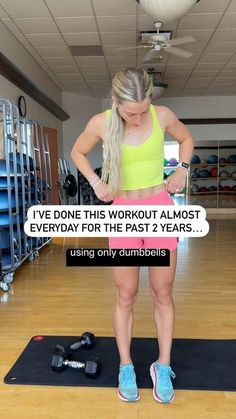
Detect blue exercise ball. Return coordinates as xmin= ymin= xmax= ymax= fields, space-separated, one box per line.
xmin=191 ymin=184 xmax=199 ymax=193
xmin=199 ymin=169 xmax=210 ymax=178
xmin=191 ymin=154 xmax=201 ymax=164
xmin=191 ymin=170 xmax=200 ymax=179
xmin=208 ymin=185 xmax=217 ymax=192
xmin=227 ymin=154 xmax=236 ymax=164
xmin=207 ymin=155 xmax=218 ymax=164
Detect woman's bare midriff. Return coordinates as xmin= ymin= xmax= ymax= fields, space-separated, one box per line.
xmin=116 ymin=183 xmax=166 ymax=199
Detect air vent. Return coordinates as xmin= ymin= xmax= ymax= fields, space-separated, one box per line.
xmin=69 ymin=46 xmax=104 ymax=56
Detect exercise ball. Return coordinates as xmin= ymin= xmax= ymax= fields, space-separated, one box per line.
xmin=199 ymin=186 xmax=208 ymax=193
xmin=219 ymin=170 xmax=229 ymax=178
xmin=227 ymin=154 xmax=236 ymax=163
xmin=208 ymin=185 xmax=217 ymax=192
xmin=199 ymin=169 xmax=210 ymax=178
xmin=219 ymin=157 xmax=227 ymax=164
xmin=191 ymin=184 xmax=199 ymax=193
xmin=191 ymin=169 xmax=200 ymax=179
xmin=222 ymin=185 xmax=231 ymax=192
xmin=191 ymin=154 xmax=201 ymax=164
xmin=207 ymin=155 xmax=218 ymax=164
xmin=169 ymin=157 xmax=178 ymax=166
xmin=164 ymin=158 xmax=169 ymax=167
xmin=232 ymin=185 xmax=236 ymax=191
xmin=231 ymin=171 xmax=236 ymax=179
xmin=138 ymin=0 xmax=199 ymax=23
xmin=210 ymin=167 xmax=218 ymax=177
xmin=200 ymin=159 xmax=208 ymax=164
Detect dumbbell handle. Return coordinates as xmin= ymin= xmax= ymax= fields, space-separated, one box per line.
xmin=70 ymin=339 xmax=85 ymax=351
xmin=64 ymin=360 xmax=85 ymax=369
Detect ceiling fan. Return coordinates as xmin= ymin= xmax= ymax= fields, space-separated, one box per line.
xmin=118 ymin=21 xmax=195 ymax=61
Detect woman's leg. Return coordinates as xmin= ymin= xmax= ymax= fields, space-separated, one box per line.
xmin=148 ymin=249 xmax=177 ymax=403
xmin=111 ymin=266 xmax=140 ymax=365
xmin=148 ymin=249 xmax=177 ymax=364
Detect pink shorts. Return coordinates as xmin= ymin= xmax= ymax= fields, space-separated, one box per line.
xmin=108 ymin=190 xmax=178 ymax=250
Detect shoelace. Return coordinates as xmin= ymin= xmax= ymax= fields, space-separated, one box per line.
xmin=120 ymin=366 xmax=136 ymax=387
xmin=158 ymin=365 xmax=176 ymax=386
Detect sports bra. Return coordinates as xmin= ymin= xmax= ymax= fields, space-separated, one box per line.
xmin=106 ymin=104 xmax=164 ymax=190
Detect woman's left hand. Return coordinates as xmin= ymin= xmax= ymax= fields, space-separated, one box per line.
xmin=165 ymin=167 xmax=188 ymax=194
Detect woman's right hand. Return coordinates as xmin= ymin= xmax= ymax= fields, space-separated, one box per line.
xmin=93 ymin=181 xmax=114 ymax=203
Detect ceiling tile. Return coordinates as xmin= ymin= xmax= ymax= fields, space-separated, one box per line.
xmin=52 ymin=66 xmax=78 ymax=74
xmin=2 ymin=19 xmax=32 ymax=46
xmin=223 ymin=62 xmax=236 ymax=70
xmin=191 ymin=70 xmax=219 ymax=78
xmin=75 ymin=56 xmax=106 ymax=65
xmin=227 ymin=0 xmax=236 ymax=12
xmin=92 ymin=0 xmax=136 ymax=16
xmin=193 ymin=0 xmax=231 ymax=13
xmin=179 ymin=13 xmax=222 ymax=30
xmin=84 ymin=73 xmax=110 ymax=81
xmin=97 ymin=15 xmax=136 ymax=32
xmin=78 ymin=64 xmax=108 ymax=73
xmin=43 ymin=57 xmax=75 ymax=66
xmin=175 ymin=29 xmax=214 ymax=43
xmin=185 ymin=78 xmax=212 ymax=86
xmin=167 ymin=63 xmax=196 ymax=71
xmin=164 ymin=71 xmax=192 ymax=79
xmin=219 ymin=69 xmax=236 ymax=76
xmin=194 ymin=62 xmax=225 ymax=71
xmin=35 ymin=46 xmax=71 ymax=57
xmin=55 ymin=17 xmax=97 ymax=33
xmin=63 ymin=33 xmax=101 ymax=46
xmin=100 ymin=31 xmax=136 ymax=45
xmin=58 ymin=73 xmax=83 ymax=80
xmin=103 ymin=45 xmax=137 ymax=56
xmin=218 ymin=12 xmax=236 ymax=29
xmin=198 ymin=53 xmax=232 ymax=63
xmin=138 ymin=14 xmax=177 ymax=32
xmin=106 ymin=55 xmax=136 ymax=65
xmin=0 ymin=5 xmax=9 ymax=18
xmin=25 ymin=47 xmax=47 ymax=65
xmin=0 ymin=0 xmax=50 ymax=18
xmin=13 ymin=17 xmax=58 ymax=34
xmin=211 ymin=29 xmax=236 ymax=42
xmin=167 ymin=54 xmax=199 ymax=64
xmin=25 ymin=33 xmax=65 ymax=47
xmin=45 ymin=0 xmax=93 ymax=17
xmin=205 ymin=42 xmax=236 ymax=54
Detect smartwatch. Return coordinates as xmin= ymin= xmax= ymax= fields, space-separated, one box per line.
xmin=177 ymin=161 xmax=190 ymax=171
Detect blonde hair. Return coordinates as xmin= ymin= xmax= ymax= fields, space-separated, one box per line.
xmin=101 ymin=67 xmax=153 ymax=194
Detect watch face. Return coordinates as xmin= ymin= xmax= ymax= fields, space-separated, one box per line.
xmin=18 ymin=96 xmax=27 ymax=117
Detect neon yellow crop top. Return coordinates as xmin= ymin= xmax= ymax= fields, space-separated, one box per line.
xmin=106 ymin=104 xmax=164 ymax=190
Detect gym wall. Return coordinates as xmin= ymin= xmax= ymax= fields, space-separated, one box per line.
xmin=101 ymin=96 xmax=236 ymax=143
xmin=62 ymin=91 xmax=102 ymax=180
xmin=0 ymin=19 xmax=63 ymax=156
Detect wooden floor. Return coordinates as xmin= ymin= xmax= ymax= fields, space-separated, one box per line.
xmin=1 ymin=219 xmax=236 ymax=419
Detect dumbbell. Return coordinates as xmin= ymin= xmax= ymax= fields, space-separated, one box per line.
xmin=54 ymin=332 xmax=95 ymax=357
xmin=51 ymin=353 xmax=101 ymax=378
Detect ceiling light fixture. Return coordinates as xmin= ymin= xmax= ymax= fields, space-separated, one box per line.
xmin=136 ymin=0 xmax=200 ymax=23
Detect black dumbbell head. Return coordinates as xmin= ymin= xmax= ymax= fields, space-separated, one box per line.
xmin=51 ymin=354 xmax=67 ymax=372
xmin=81 ymin=332 xmax=95 ymax=349
xmin=84 ymin=357 xmax=101 ymax=379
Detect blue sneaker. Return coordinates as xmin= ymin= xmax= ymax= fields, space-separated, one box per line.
xmin=150 ymin=361 xmax=176 ymax=403
xmin=118 ymin=364 xmax=140 ymax=402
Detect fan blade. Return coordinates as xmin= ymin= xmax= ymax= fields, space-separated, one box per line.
xmin=116 ymin=45 xmax=151 ymax=51
xmin=167 ymin=36 xmax=195 ymax=46
xmin=143 ymin=49 xmax=159 ymax=62
xmin=165 ymin=46 xmax=193 ymax=58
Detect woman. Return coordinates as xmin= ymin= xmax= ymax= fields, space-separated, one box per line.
xmin=71 ymin=67 xmax=194 ymax=403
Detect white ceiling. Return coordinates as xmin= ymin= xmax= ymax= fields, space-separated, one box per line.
xmin=1 ymin=0 xmax=236 ymax=98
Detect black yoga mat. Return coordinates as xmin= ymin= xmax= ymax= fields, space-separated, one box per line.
xmin=4 ymin=336 xmax=236 ymax=391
